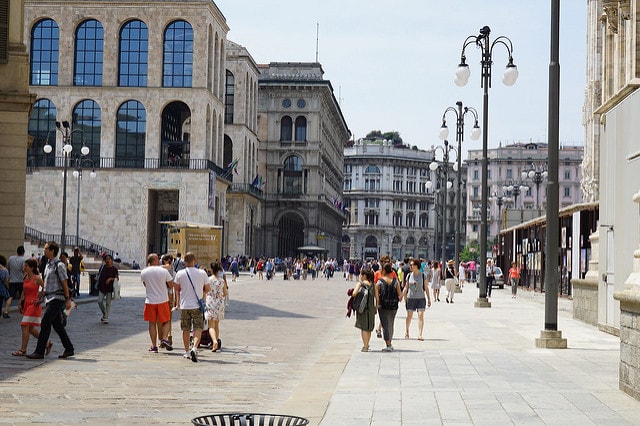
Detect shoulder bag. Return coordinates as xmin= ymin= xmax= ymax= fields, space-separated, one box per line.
xmin=186 ymin=269 xmax=206 ymax=313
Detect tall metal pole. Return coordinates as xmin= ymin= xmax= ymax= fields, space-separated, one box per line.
xmin=61 ymin=136 xmax=69 ymax=253
xmin=544 ymin=0 xmax=561 ymax=332
xmin=75 ymin=166 xmax=81 ymax=248
xmin=441 ymin=140 xmax=449 ymax=265
xmin=536 ymin=0 xmax=566 ymax=348
xmin=455 ymin=102 xmax=463 ymax=271
xmin=478 ymin=28 xmax=490 ymax=301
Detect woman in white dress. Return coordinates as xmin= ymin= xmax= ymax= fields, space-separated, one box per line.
xmin=205 ymin=262 xmax=227 ymax=352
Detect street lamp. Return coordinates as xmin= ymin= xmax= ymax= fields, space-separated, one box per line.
xmin=429 ymin=140 xmax=455 ymax=266
xmin=491 ymin=190 xmax=509 ymax=232
xmin=43 ymin=121 xmax=89 ymax=252
xmin=439 ymin=101 xmax=480 ymax=272
xmin=502 ymin=181 xmax=528 ymax=209
xmin=72 ymin=159 xmax=96 ymax=247
xmin=455 ymin=25 xmax=518 ymax=305
xmin=522 ymin=163 xmax=548 ymax=211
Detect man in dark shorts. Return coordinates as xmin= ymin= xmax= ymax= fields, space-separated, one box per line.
xmin=3 ymin=245 xmax=27 ymax=318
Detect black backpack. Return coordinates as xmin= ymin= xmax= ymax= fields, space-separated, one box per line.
xmin=379 ymin=278 xmax=399 ymax=310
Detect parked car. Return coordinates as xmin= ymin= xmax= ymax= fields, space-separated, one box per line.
xmin=475 ymin=266 xmax=505 ymax=289
xmin=493 ymin=266 xmax=505 ymax=289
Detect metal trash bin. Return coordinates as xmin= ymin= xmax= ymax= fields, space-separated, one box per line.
xmin=191 ymin=413 xmax=309 ymax=426
xmin=89 ymin=273 xmax=99 ymax=296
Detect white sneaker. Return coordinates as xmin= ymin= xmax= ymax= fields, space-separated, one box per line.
xmin=190 ymin=348 xmax=198 ymax=363
xmin=183 ymin=352 xmax=190 ymax=359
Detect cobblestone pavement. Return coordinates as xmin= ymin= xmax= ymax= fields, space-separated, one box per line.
xmin=0 ymin=271 xmax=352 ymax=424
xmin=1 ymin=273 xmax=640 ymax=425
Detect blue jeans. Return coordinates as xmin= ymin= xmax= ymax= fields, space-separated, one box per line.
xmin=34 ymin=298 xmax=73 ymax=355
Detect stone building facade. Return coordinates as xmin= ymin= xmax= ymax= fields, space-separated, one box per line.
xmin=257 ymin=62 xmax=350 ymax=259
xmin=22 ymin=0 xmax=240 ymax=262
xmin=0 ymin=0 xmax=37 ymax=257
xmin=343 ymin=140 xmax=467 ymax=262
xmin=466 ymin=142 xmax=583 ymax=245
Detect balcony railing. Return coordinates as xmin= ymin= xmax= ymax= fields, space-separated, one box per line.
xmin=27 ymin=155 xmax=233 ymax=183
xmin=227 ymin=184 xmax=264 ymax=199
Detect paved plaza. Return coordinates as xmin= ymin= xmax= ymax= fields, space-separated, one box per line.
xmin=1 ymin=271 xmax=640 ymax=425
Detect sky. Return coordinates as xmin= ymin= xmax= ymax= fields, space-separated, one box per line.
xmin=216 ymin=0 xmax=586 ymax=156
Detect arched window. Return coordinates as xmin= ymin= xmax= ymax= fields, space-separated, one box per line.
xmin=27 ymin=99 xmax=57 ymax=166
xmin=72 ymin=100 xmax=101 ymax=163
xmin=393 ymin=212 xmax=402 ymax=227
xmin=295 ymin=116 xmax=307 ymax=141
xmin=74 ymin=19 xmax=104 ymax=86
xmin=163 ymin=20 xmax=193 ymax=87
xmin=280 ymin=116 xmax=292 ymax=141
xmin=406 ymin=236 xmax=416 ymax=245
xmin=392 ymin=236 xmax=402 ymax=244
xmin=407 ymin=212 xmax=416 ymax=228
xmin=419 ymin=213 xmax=428 ymax=228
xmin=30 ymin=19 xmax=59 ymax=85
xmin=364 ymin=165 xmax=381 ymax=174
xmin=225 ymin=70 xmax=234 ymax=124
xmin=115 ymin=100 xmax=146 ymax=168
xmin=282 ymin=155 xmax=303 ymax=195
xmin=119 ymin=20 xmax=148 ymax=87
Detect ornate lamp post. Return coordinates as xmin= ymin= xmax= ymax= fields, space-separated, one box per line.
xmin=72 ymin=159 xmax=96 ymax=247
xmin=43 ymin=121 xmax=89 ymax=252
xmin=522 ymin=163 xmax=548 ymax=211
xmin=439 ymin=101 xmax=480 ymax=272
xmin=502 ymin=181 xmax=528 ymax=209
xmin=491 ymin=191 xmax=508 ymax=233
xmin=429 ymin=141 xmax=455 ymax=266
xmin=455 ymin=26 xmax=518 ymax=306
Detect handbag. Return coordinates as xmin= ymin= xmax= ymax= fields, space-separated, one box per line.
xmin=113 ymin=278 xmax=121 ymax=300
xmin=352 ymin=282 xmax=369 ymax=313
xmin=186 ymin=269 xmax=206 ymax=313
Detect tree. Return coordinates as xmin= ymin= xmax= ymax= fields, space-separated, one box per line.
xmin=364 ymin=130 xmax=403 ymax=145
xmin=459 ymin=240 xmax=480 ymax=263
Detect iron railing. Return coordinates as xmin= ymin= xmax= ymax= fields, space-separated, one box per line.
xmin=27 ymin=155 xmax=233 ymax=183
xmin=24 ymin=226 xmax=116 ymax=259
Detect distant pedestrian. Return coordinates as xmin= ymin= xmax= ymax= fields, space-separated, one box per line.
xmin=97 ymin=254 xmax=119 ymax=324
xmin=26 ymin=241 xmax=75 ymax=360
xmin=68 ymin=248 xmax=83 ymax=297
xmin=458 ymin=261 xmax=466 ymax=288
xmin=3 ymin=245 xmax=28 ymax=318
xmin=230 ymin=257 xmax=239 ymax=282
xmin=353 ymin=269 xmax=375 ymax=352
xmin=430 ymin=261 xmax=441 ymax=302
xmin=140 ymin=253 xmax=175 ymax=353
xmin=509 ymin=261 xmax=521 ymax=298
xmin=444 ymin=260 xmax=457 ymax=303
xmin=174 ymin=252 xmax=210 ymax=362
xmin=486 ymin=259 xmax=496 ymax=298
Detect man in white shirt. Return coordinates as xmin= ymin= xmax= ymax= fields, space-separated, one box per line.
xmin=141 ymin=253 xmax=175 ymax=353
xmin=174 ymin=252 xmax=210 ymax=362
xmin=3 ymin=245 xmax=28 ymax=318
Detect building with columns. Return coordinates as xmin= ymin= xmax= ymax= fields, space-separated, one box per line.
xmin=0 ymin=0 xmax=37 ymax=257
xmin=257 ymin=62 xmax=350 ymax=259
xmin=466 ymin=142 xmax=583 ymax=247
xmin=343 ymin=139 xmax=467 ymax=262
xmin=22 ymin=0 xmax=256 ymax=262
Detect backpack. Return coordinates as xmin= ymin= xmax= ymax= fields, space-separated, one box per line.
xmin=352 ymin=283 xmax=369 ymax=313
xmin=379 ymin=278 xmax=399 ymax=310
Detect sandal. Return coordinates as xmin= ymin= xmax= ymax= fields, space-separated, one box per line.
xmin=418 ymin=337 xmax=424 ymax=341
xmin=45 ymin=341 xmax=53 ymax=355
xmin=405 ymin=333 xmax=409 ymax=339
xmin=12 ymin=349 xmax=26 ymax=356
xmin=376 ymin=330 xmax=382 ymax=338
